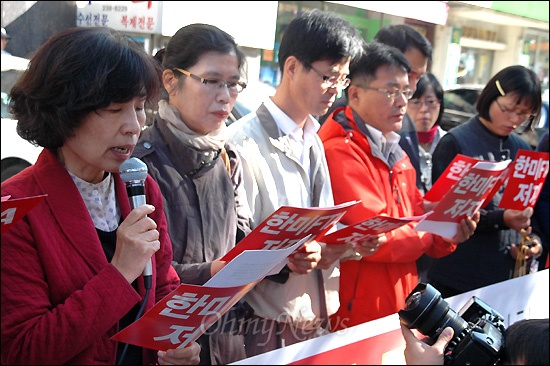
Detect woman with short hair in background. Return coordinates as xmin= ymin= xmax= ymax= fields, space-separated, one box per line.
xmin=428 ymin=65 xmax=544 ymax=298
xmin=406 ymin=72 xmax=446 ymax=195
xmin=407 ymin=72 xmax=447 ymax=283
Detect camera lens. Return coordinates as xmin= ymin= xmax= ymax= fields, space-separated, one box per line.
xmin=405 ymin=291 xmax=422 ymax=309
xmin=399 ymin=283 xmax=468 ymax=339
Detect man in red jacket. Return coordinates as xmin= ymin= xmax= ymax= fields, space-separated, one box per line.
xmin=318 ymin=42 xmax=479 ymax=331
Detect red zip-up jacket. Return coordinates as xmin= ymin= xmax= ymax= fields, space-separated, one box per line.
xmin=1 ymin=149 xmax=179 ymax=364
xmin=318 ymin=106 xmax=457 ymax=330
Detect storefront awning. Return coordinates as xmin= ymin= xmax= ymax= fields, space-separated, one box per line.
xmin=327 ymin=1 xmax=449 ymax=25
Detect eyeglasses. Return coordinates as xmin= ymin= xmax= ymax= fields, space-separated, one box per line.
xmin=358 ymin=86 xmax=414 ymax=102
xmin=408 ymin=98 xmax=440 ymax=110
xmin=494 ymin=98 xmax=534 ymax=123
xmin=303 ymin=62 xmax=351 ymax=89
xmin=173 ymin=68 xmax=247 ymax=94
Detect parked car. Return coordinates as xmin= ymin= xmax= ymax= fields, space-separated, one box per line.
xmin=440 ymin=84 xmax=484 ymax=131
xmin=228 ymin=100 xmax=252 ymax=125
xmin=1 ymin=54 xmax=42 ymax=182
xmin=529 ymin=98 xmax=549 ymax=148
xmin=440 ymin=84 xmax=549 ymax=149
xmin=227 ymin=81 xmax=276 ymax=125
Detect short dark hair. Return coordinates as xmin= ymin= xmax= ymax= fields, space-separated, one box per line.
xmin=476 ymin=65 xmax=542 ymax=132
xmin=411 ymin=72 xmax=444 ymax=125
xmin=374 ymin=24 xmax=432 ymax=60
xmin=348 ymin=41 xmax=411 ymax=91
xmin=278 ymin=9 xmax=364 ymax=74
xmin=10 ymin=27 xmax=160 ymax=150
xmin=156 ymin=23 xmax=246 ymax=83
xmin=502 ymin=318 xmax=549 ymax=365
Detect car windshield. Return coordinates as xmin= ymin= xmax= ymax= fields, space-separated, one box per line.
xmin=1 ymin=69 xmax=24 ymax=119
xmin=443 ymin=89 xmax=479 ymax=114
xmin=1 ymin=55 xmax=29 ymax=119
xmin=227 ymin=82 xmax=276 ymax=125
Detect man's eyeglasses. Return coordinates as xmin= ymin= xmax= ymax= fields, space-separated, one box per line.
xmin=303 ymin=62 xmax=351 ymax=89
xmin=358 ymin=86 xmax=414 ymax=102
xmin=408 ymin=98 xmax=440 ymax=110
xmin=495 ymin=98 xmax=534 ymax=123
xmin=173 ymin=68 xmax=247 ymax=94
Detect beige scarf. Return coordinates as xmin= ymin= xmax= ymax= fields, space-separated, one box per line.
xmin=157 ymin=99 xmax=230 ymax=151
xmin=158 ymin=100 xmax=231 ymax=173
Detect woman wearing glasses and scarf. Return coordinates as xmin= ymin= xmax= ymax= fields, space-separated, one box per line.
xmin=406 ymin=73 xmax=446 ymax=195
xmin=131 ymin=24 xmax=251 ymax=365
xmin=427 ymin=65 xmax=544 ymax=298
xmin=406 ymin=73 xmax=447 ymax=283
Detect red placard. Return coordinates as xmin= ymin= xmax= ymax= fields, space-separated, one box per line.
xmin=499 ymin=149 xmax=549 ymax=210
xmin=424 ymin=154 xmax=480 ymax=202
xmin=220 ymin=200 xmax=360 ymax=262
xmin=112 ymin=282 xmax=256 ymax=351
xmin=319 ymin=213 xmax=430 ymax=245
xmin=1 ymin=194 xmax=47 ymax=234
xmin=415 ymin=160 xmax=510 ymax=238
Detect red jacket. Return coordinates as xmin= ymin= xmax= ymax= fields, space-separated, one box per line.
xmin=318 ymin=107 xmax=457 ymax=330
xmin=1 ymin=149 xmax=180 ymax=365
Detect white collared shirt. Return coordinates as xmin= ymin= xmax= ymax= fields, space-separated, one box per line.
xmin=263 ymin=98 xmax=319 ymax=177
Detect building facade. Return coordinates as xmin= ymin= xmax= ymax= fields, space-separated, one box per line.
xmin=2 ymin=1 xmax=548 ymax=93
xmin=437 ymin=1 xmax=549 ymax=92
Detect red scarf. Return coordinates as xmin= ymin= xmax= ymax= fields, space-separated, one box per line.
xmin=417 ymin=124 xmax=438 ymax=144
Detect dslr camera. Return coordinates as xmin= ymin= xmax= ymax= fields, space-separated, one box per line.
xmin=399 ymin=283 xmax=507 ymax=365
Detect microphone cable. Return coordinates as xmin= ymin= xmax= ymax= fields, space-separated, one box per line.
xmin=116 ymin=285 xmax=151 ymax=365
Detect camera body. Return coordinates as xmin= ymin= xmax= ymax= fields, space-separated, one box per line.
xmin=399 ymin=283 xmax=507 ymax=365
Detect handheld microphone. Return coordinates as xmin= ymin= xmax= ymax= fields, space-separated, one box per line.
xmin=120 ymin=157 xmax=152 ymax=287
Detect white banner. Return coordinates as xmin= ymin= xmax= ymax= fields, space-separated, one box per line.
xmin=232 ymin=269 xmax=549 ymax=365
